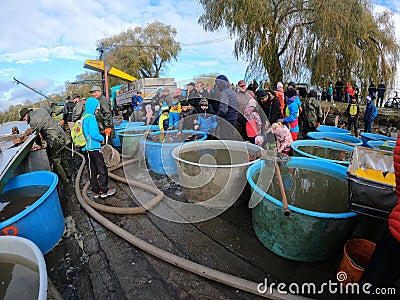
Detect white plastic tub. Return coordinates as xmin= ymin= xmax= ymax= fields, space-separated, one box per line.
xmin=0 ymin=236 xmax=47 ymax=300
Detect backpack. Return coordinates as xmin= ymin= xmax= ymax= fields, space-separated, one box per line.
xmin=71 ymin=114 xmax=91 ymax=147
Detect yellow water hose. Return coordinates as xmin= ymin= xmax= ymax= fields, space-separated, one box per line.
xmin=72 ymin=149 xmax=309 ymax=300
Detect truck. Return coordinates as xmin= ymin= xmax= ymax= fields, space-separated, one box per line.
xmin=113 ymin=78 xmax=177 ymax=120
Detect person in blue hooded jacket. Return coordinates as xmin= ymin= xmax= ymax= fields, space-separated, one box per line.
xmin=363 ymin=96 xmax=377 ymax=133
xmin=82 ymin=97 xmax=116 ymax=199
xmin=281 ymin=88 xmax=300 ymax=141
xmin=215 ymin=74 xmax=239 ymax=139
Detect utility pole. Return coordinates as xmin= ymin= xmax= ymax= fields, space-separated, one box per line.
xmin=13 ymin=77 xmax=52 ymax=100
xmin=96 ymin=44 xmax=109 ymax=98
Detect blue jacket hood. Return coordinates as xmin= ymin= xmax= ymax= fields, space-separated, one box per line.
xmin=84 ymin=97 xmax=99 ymax=115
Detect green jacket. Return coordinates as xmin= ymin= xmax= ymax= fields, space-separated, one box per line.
xmin=95 ymin=94 xmax=114 ymax=139
xmin=28 ymin=108 xmax=67 ymax=151
xmin=303 ymin=97 xmax=323 ymax=127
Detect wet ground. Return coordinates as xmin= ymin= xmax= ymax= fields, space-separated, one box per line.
xmin=43 ymin=154 xmax=392 ymax=300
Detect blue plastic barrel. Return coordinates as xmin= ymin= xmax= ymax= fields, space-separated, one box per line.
xmin=360 ymin=132 xmax=396 ymax=147
xmin=291 ymin=139 xmax=354 ymax=165
xmin=247 ymin=157 xmax=357 ymax=262
xmin=0 ymin=171 xmax=64 ymax=254
xmin=141 ymin=130 xmax=207 ymax=175
xmin=367 ymin=140 xmax=396 ymax=151
xmin=316 ymin=125 xmax=350 ymax=134
xmin=307 ymin=132 xmax=362 ymax=146
xmin=112 ymin=120 xmax=144 ymax=147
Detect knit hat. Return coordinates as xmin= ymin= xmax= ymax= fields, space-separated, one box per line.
xmin=171 ymin=101 xmax=179 ymax=106
xmin=249 ymin=99 xmax=257 ymax=107
xmin=216 ymin=75 xmax=229 ymax=82
xmin=180 ymin=100 xmax=189 ymax=107
xmin=256 ymin=89 xmax=268 ymax=100
xmin=161 ymin=102 xmax=169 ymax=111
xmin=277 ymin=82 xmax=283 ymax=89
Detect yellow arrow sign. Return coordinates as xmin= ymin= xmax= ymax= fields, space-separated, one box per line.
xmin=83 ymin=60 xmax=136 ymax=82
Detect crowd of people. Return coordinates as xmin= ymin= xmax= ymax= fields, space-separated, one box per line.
xmin=17 ymin=75 xmax=383 ymax=190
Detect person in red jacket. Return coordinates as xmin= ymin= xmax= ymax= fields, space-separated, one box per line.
xmin=351 ymin=138 xmax=400 ymax=299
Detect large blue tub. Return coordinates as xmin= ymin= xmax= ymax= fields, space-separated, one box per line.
xmin=316 ymin=125 xmax=350 ymax=134
xmin=0 ymin=171 xmax=64 ymax=254
xmin=360 ymin=132 xmax=396 ymax=148
xmin=247 ymin=157 xmax=357 ymax=262
xmin=367 ymin=140 xmax=396 ymax=151
xmin=307 ymin=132 xmax=362 ymax=146
xmin=112 ymin=120 xmax=144 ymax=147
xmin=141 ymin=130 xmax=207 ymax=175
xmin=291 ymin=139 xmax=354 ymax=165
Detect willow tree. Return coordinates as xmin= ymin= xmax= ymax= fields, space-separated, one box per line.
xmin=198 ymin=0 xmax=399 ymax=88
xmin=308 ymin=0 xmax=399 ymax=88
xmin=98 ymin=21 xmax=181 ymax=82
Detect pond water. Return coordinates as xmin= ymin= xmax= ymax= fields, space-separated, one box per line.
xmin=297 ymin=145 xmax=352 ymax=162
xmin=259 ymin=167 xmax=349 ymax=213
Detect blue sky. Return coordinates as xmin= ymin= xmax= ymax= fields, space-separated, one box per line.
xmin=0 ymin=0 xmax=399 ymax=112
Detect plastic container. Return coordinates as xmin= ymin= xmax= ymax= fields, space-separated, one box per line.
xmin=316 ymin=125 xmax=350 ymax=134
xmin=0 ymin=235 xmax=47 ymax=300
xmin=172 ymin=140 xmax=263 ymax=208
xmin=360 ymin=132 xmax=396 ymax=148
xmin=119 ymin=125 xmax=159 ymax=157
xmin=0 ymin=171 xmax=64 ymax=254
xmin=141 ymin=130 xmax=207 ymax=175
xmin=337 ymin=238 xmax=376 ymax=286
xmin=111 ymin=120 xmax=144 ymax=147
xmin=291 ymin=139 xmax=354 ymax=165
xmin=367 ymin=140 xmax=396 ymax=151
xmin=347 ymin=146 xmax=396 ymax=219
xmin=307 ymin=132 xmax=363 ymax=146
xmin=247 ymin=157 xmax=358 ymax=262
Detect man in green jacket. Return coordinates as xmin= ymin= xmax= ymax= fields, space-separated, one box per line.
xmin=89 ymin=86 xmax=114 ymax=140
xmin=20 ymin=107 xmax=71 ymax=185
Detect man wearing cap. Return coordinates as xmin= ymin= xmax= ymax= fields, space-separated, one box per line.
xmin=89 ymin=86 xmax=114 ymax=140
xmin=71 ymin=94 xmax=84 ymax=122
xmin=20 ymin=107 xmax=71 ymax=185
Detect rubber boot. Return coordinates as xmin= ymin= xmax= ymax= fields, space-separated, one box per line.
xmin=53 ymin=162 xmax=70 ymax=185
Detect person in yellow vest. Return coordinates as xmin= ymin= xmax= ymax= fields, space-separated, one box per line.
xmin=346 ymin=95 xmax=360 ymax=137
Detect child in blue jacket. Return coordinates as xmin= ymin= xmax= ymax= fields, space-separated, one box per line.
xmin=83 ymin=97 xmax=116 ymax=199
xmin=194 ymin=99 xmax=217 ymax=137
